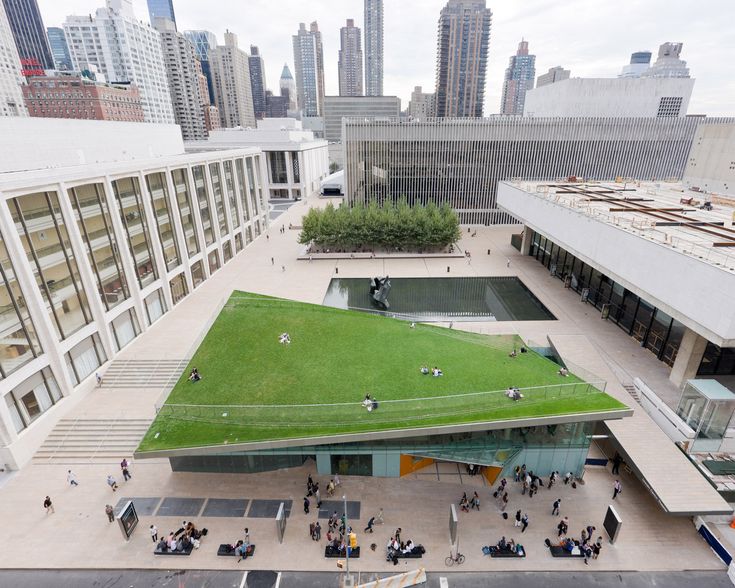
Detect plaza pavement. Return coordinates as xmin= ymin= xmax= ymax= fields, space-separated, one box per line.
xmin=0 ymin=194 xmax=727 ymax=573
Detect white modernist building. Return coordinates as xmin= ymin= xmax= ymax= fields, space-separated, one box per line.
xmin=683 ymin=122 xmax=735 ymax=197
xmin=497 ymin=179 xmax=735 ymax=385
xmin=343 ymin=116 xmax=732 ymax=224
xmin=188 ymin=118 xmax=329 ymax=201
xmin=0 ymin=117 xmax=268 ymax=469
xmin=0 ymin=1 xmax=26 ymax=117
xmin=523 ymin=77 xmax=695 ymax=118
xmin=63 ymin=0 xmax=175 ymax=124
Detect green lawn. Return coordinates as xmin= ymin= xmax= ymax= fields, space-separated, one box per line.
xmin=137 ymin=292 xmax=627 ymax=452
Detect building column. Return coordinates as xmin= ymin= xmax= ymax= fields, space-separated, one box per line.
xmin=520 ymin=225 xmax=533 ymax=256
xmin=669 ymin=328 xmax=709 ymax=387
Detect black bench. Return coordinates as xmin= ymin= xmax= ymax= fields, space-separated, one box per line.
xmin=396 ymin=551 xmax=423 ymax=559
xmin=154 ymin=544 xmax=194 ymax=556
xmin=325 ymin=545 xmax=360 ymax=559
xmin=550 ymin=545 xmax=585 ymax=558
xmin=487 ymin=546 xmax=525 ymax=558
xmin=217 ymin=544 xmax=256 ymax=557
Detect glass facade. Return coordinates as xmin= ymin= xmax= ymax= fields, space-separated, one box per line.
xmin=245 ymin=158 xmax=259 ymax=217
xmin=145 ymin=172 xmax=180 ymax=271
xmin=208 ymin=162 xmax=229 ymax=237
xmin=191 ymin=260 xmax=205 ymax=288
xmin=222 ymin=241 xmax=232 ymax=264
xmin=11 ymin=191 xmax=92 ymax=340
xmin=268 ymin=151 xmax=288 ymax=184
xmin=112 ymin=178 xmax=158 ymax=289
xmin=144 ymin=289 xmax=166 ymax=325
xmin=68 ymin=183 xmax=129 ymax=311
xmin=5 ymin=367 xmax=60 ymax=432
xmin=699 ymin=343 xmax=735 ymax=376
xmin=222 ymin=160 xmax=240 ymax=228
xmin=208 ymin=249 xmax=220 ymax=274
xmin=528 ymin=229 xmax=685 ymax=368
xmin=192 ymin=166 xmax=214 ymax=246
xmin=65 ymin=333 xmax=106 ymax=385
xmin=169 ymin=273 xmax=188 ymax=305
xmin=291 ymin=152 xmax=300 ymax=183
xmin=235 ymin=159 xmax=250 ymax=222
xmin=111 ymin=308 xmax=140 ymax=351
xmin=171 ymin=169 xmax=200 ymax=257
xmin=0 ymin=235 xmax=41 ymax=378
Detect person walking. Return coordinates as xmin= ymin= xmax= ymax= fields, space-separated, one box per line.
xmin=501 ymin=493 xmax=509 ymax=512
xmin=611 ymin=452 xmax=623 ymax=475
xmin=95 ymin=372 xmax=102 ymax=387
xmin=557 ymin=517 xmax=568 ymax=538
xmin=521 ymin=513 xmax=529 ymax=533
xmin=107 ymin=475 xmax=118 ymax=492
xmin=271 ymin=257 xmax=274 ymax=265
xmin=105 ymin=504 xmax=114 ymax=522
xmin=281 ymin=265 xmax=286 ymax=272
xmin=150 ymin=524 xmax=158 ymax=542
xmin=314 ymin=485 xmax=321 ymax=508
xmin=593 ymin=536 xmax=602 ymax=560
xmin=552 ymin=498 xmax=561 ymax=516
xmin=514 ymin=509 xmax=522 ymax=528
xmin=314 ymin=521 xmax=322 ymax=541
xmin=43 ymin=496 xmax=54 ymax=515
xmin=67 ymin=470 xmax=79 ymax=487
xmin=613 ymin=479 xmax=622 ymax=500
xmin=307 ymin=474 xmax=314 ymax=496
xmin=121 ymin=458 xmax=132 ymax=481
xmin=364 ymin=517 xmax=375 ymax=533
xmin=303 ymin=496 xmax=310 ymax=514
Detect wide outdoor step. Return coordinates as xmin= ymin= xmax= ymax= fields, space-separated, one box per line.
xmin=99 ymin=358 xmax=189 ymax=389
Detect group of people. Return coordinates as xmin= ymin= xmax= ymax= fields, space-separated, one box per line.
xmin=508 ymin=346 xmax=528 ymax=358
xmin=304 ymin=474 xmax=324 ymax=512
xmin=419 ymin=365 xmax=444 ymax=377
xmin=491 ymin=536 xmax=523 ymax=555
xmin=188 ymin=367 xmax=201 ymax=382
xmin=156 ymin=520 xmax=206 ymax=553
xmin=557 ymin=524 xmax=602 ymax=565
xmin=386 ymin=528 xmax=423 ymax=564
xmin=459 ymin=491 xmax=481 ymax=512
xmin=224 ymin=528 xmax=251 ymax=561
xmin=505 ymin=387 xmax=523 ymax=401
xmin=362 ymin=394 xmax=379 ymax=412
xmin=279 ymin=332 xmax=291 ymax=345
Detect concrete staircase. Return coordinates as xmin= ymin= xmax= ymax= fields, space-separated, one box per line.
xmin=33 ymin=418 xmax=152 ymax=464
xmin=99 ymin=358 xmax=189 ymax=389
xmin=623 ymin=383 xmax=642 ymax=404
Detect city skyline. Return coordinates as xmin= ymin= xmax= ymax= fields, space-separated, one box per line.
xmin=34 ymin=0 xmax=735 ymax=116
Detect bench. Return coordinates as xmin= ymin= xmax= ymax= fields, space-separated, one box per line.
xmin=325 ymin=545 xmax=360 ymax=559
xmin=217 ymin=544 xmax=256 ymax=557
xmin=395 ymin=551 xmax=423 ymax=559
xmin=549 ymin=545 xmax=585 ymax=558
xmin=485 ymin=546 xmax=525 ymax=558
xmin=154 ymin=544 xmax=194 ymax=556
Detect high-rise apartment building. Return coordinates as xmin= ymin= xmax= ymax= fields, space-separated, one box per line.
xmin=338 ymin=19 xmax=363 ymax=97
xmin=147 ymin=0 xmax=176 ymax=27
xmin=279 ymin=63 xmax=297 ymax=112
xmin=364 ymin=0 xmax=383 ymax=96
xmin=619 ymin=51 xmax=652 ymax=78
xmin=434 ymin=0 xmax=491 ymax=117
xmin=46 ymin=27 xmax=72 ymax=71
xmin=64 ymin=0 xmax=175 ymax=124
xmin=183 ymin=30 xmax=217 ymax=104
xmin=154 ymin=18 xmax=208 ymax=140
xmin=0 ymin=1 xmax=26 ymax=116
xmin=408 ymin=86 xmax=435 ymax=119
xmin=209 ymin=30 xmax=256 ymax=129
xmin=537 ymin=65 xmax=570 ymax=87
xmin=2 ymin=0 xmax=53 ymax=73
xmin=292 ymin=23 xmax=321 ymax=116
xmin=249 ymin=45 xmax=267 ymax=120
xmin=500 ymin=40 xmax=536 ymax=115
xmin=642 ymin=42 xmax=690 ymax=78
xmin=310 ymin=22 xmax=325 ymax=114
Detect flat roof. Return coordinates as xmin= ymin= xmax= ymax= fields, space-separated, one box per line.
xmin=687 ymin=379 xmax=735 ymax=401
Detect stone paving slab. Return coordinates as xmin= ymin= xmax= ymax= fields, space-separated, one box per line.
xmin=202 ymin=498 xmax=249 ymax=518
xmin=155 ymin=497 xmax=205 ymax=517
xmin=248 ymin=499 xmax=292 ymax=518
xmin=113 ymin=497 xmax=161 ymax=516
xmin=317 ymin=500 xmax=360 ymax=520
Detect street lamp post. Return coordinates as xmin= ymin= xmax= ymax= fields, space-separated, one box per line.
xmin=343 ymin=494 xmax=354 ymax=588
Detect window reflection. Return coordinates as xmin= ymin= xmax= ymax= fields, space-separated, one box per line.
xmin=192 ymin=166 xmax=214 ymax=246
xmin=208 ymin=162 xmax=229 ymax=237
xmin=235 ymin=159 xmax=250 ymax=222
xmin=145 ymin=172 xmax=181 ymax=271
xmin=223 ymin=160 xmax=240 ymax=228
xmin=171 ymin=169 xmax=200 ymax=257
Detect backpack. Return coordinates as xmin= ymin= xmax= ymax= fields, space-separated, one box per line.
xmin=544 ymin=538 xmax=552 ymax=548
xmin=482 ymin=546 xmax=491 ymax=555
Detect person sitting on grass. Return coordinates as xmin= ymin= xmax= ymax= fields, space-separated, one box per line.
xmin=362 ymin=394 xmax=372 ymax=410
xmin=279 ymin=332 xmax=291 ymax=344
xmin=188 ymin=368 xmax=201 ymax=382
xmin=558 ymin=367 xmax=569 ymax=377
xmin=420 ymin=365 xmax=429 ymax=375
xmin=509 ymin=348 xmax=518 ymax=358
xmin=432 ymin=367 xmax=443 ymax=377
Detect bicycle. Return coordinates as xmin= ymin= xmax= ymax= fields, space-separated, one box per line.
xmin=445 ymin=550 xmax=465 ymax=566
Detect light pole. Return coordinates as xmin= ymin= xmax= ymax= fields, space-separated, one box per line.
xmin=343 ymin=494 xmax=354 ymax=588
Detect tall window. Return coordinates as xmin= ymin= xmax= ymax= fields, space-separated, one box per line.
xmin=267 ymin=151 xmax=288 ymax=184
xmin=68 ymin=183 xmax=129 ymax=311
xmin=11 ymin=191 xmax=92 ymax=340
xmin=223 ymin=160 xmax=240 ymax=228
xmin=65 ymin=333 xmax=106 ymax=385
xmin=208 ymin=162 xmax=229 ymax=237
xmin=253 ymin=155 xmax=266 ymax=211
xmin=145 ymin=172 xmax=181 ymax=271
xmin=0 ymin=234 xmax=41 ymax=377
xmin=291 ymin=152 xmax=301 ymax=183
xmin=192 ymin=166 xmax=214 ymax=246
xmin=4 ymin=367 xmax=60 ymax=432
xmin=111 ymin=177 xmax=158 ymax=289
xmin=235 ymin=159 xmax=251 ymax=222
xmin=170 ymin=168 xmax=200 ymax=257
xmin=245 ymin=158 xmax=259 ymax=218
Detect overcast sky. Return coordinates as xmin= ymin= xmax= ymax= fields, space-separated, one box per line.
xmin=38 ymin=0 xmax=735 ymax=116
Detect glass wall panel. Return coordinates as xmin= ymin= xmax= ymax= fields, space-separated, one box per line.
xmin=617 ymin=292 xmax=638 ymax=334
xmin=4 ymin=367 xmax=60 ymax=430
xmin=171 ymin=169 xmax=200 ymax=257
xmin=192 ymin=166 xmax=214 ymax=246
xmin=245 ymin=158 xmax=259 ymax=217
xmin=208 ymin=249 xmax=220 ymax=274
xmin=144 ymin=289 xmax=166 ymax=325
xmin=267 ymin=151 xmax=288 ymax=184
xmin=169 ymin=273 xmax=188 ymax=305
xmin=0 ymin=235 xmax=41 ymax=377
xmin=631 ymin=300 xmax=654 ymax=343
xmin=68 ymin=183 xmax=129 ymax=311
xmin=65 ymin=333 xmax=106 ymax=386
xmin=234 ymin=233 xmax=243 ymax=252
xmin=223 ymin=160 xmax=240 ymax=228
xmin=254 ymin=156 xmax=266 ymax=211
xmin=111 ymin=308 xmax=140 ymax=352
xmin=662 ymin=319 xmax=685 ymax=367
xmin=145 ymin=172 xmax=181 ymax=271
xmin=291 ymin=152 xmax=300 ymax=183
xmin=191 ymin=260 xmax=205 ymax=288
xmin=208 ymin=162 xmax=229 ymax=237
xmin=11 ymin=191 xmax=92 ymax=340
xmin=223 ymin=241 xmax=232 ymax=263
xmin=235 ymin=159 xmax=250 ymax=222
xmin=646 ymin=309 xmax=673 ymax=357
xmin=111 ymin=177 xmax=158 ymax=289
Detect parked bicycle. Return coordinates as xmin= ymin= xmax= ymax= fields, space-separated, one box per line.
xmin=445 ymin=549 xmax=465 ymax=566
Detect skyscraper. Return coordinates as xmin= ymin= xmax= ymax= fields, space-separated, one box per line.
xmin=64 ymin=0 xmax=174 ymax=124
xmin=537 ymin=65 xmax=570 ymax=87
xmin=619 ymin=51 xmax=652 ymax=78
xmin=154 ymin=17 xmax=208 ymax=140
xmin=364 ymin=0 xmax=383 ymax=96
xmin=209 ymin=30 xmax=255 ymax=128
xmin=147 ymin=0 xmax=176 ymax=27
xmin=249 ymin=45 xmax=267 ymax=120
xmin=338 ymin=19 xmax=363 ymax=97
xmin=500 ymin=40 xmax=536 ymax=115
xmin=434 ymin=0 xmax=491 ymax=118
xmin=310 ymin=22 xmax=325 ymax=114
xmin=292 ymin=23 xmax=320 ymax=116
xmin=279 ymin=63 xmax=297 ymax=112
xmin=642 ymin=42 xmax=690 ymax=78
xmin=183 ymin=29 xmax=217 ymax=104
xmin=46 ymin=27 xmax=72 ymax=71
xmin=2 ymin=0 xmax=53 ymax=73
xmin=0 ymin=1 xmax=26 ymax=116
xmin=408 ymin=86 xmax=435 ymax=119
